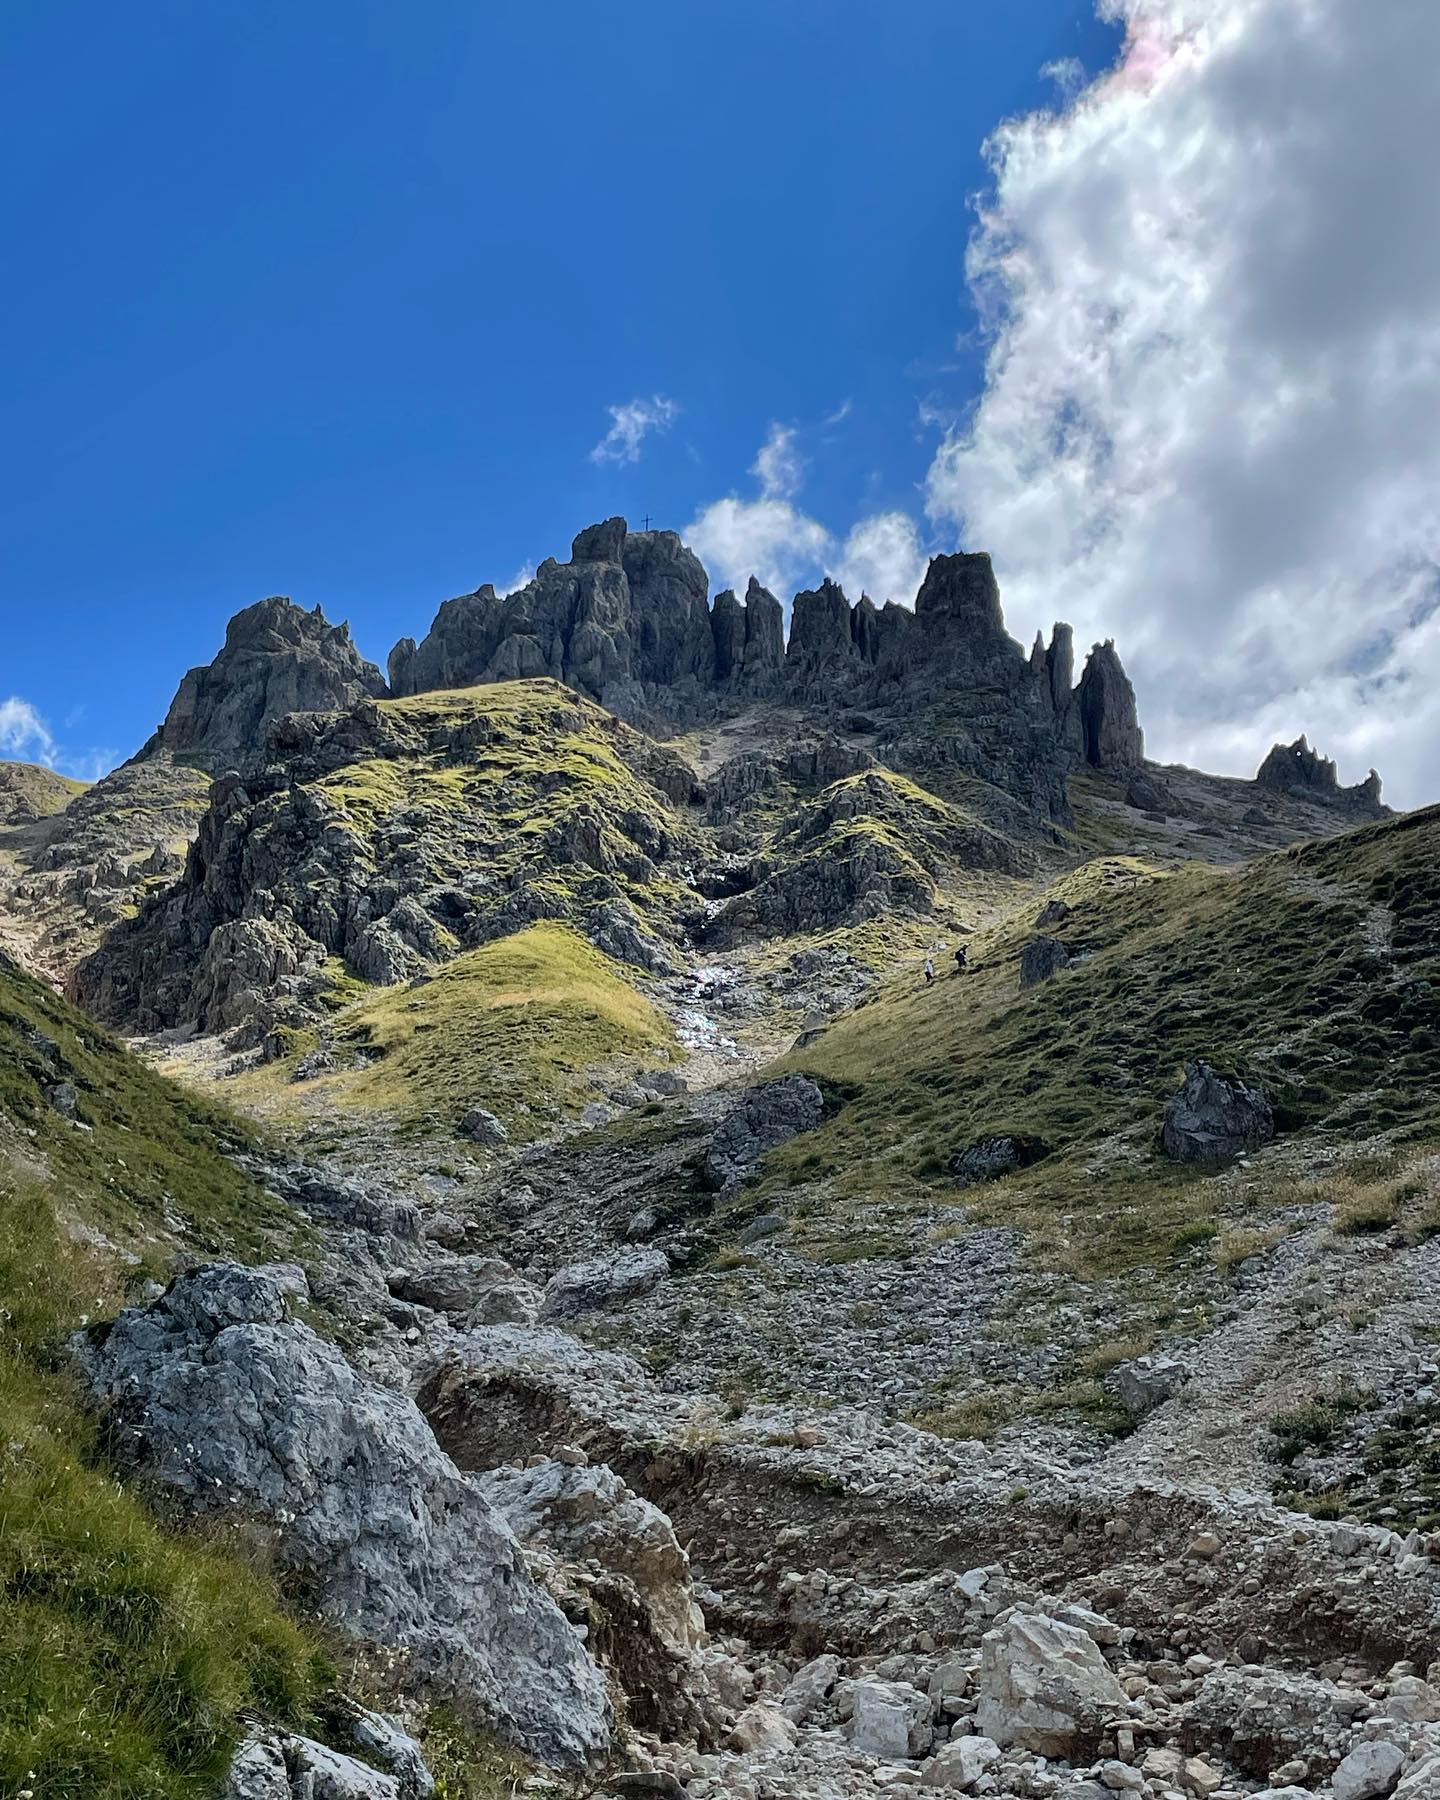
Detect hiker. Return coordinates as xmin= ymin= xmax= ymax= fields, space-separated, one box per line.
xmin=924 ymin=955 xmax=935 ymax=986
xmin=953 ymin=943 xmax=968 ymax=974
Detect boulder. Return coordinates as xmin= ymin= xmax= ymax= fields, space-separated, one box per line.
xmin=477 ymin=1457 xmax=706 ymax=1737
xmin=921 ymin=1735 xmax=1002 ymax=1790
xmin=79 ymin=1264 xmax=610 ymax=1768
xmin=704 ymin=1075 xmax=827 ymax=1190
xmin=1332 ymin=1741 xmax=1404 ymax=1800
xmin=539 ymin=1246 xmax=669 ymax=1321
xmin=975 ymin=1612 xmax=1127 ymax=1757
xmin=1395 ymin=1750 xmax=1440 ymax=1798
xmin=782 ymin=1653 xmax=843 ymax=1723
xmin=1125 ymin=770 xmax=1169 ymax=814
xmin=1020 ymin=934 xmax=1071 ymax=986
xmin=1115 ymin=1353 xmax=1188 ymax=1417
xmin=851 ymin=1680 xmax=933 ymax=1760
xmin=949 ymin=1133 xmax=1050 ymax=1188
xmin=1162 ymin=1060 xmax=1274 ymax=1164
xmin=225 ymin=1721 xmax=433 ymax=1800
xmin=459 ymin=1106 xmax=509 ymax=1146
xmin=729 ymin=1703 xmax=799 ymax=1755
xmin=388 ymin=1255 xmax=539 ymax=1326
xmin=1183 ymin=1664 xmax=1370 ymax=1779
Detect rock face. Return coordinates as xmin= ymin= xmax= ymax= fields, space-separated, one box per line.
xmin=477 ymin=1457 xmax=708 ymax=1736
xmin=386 ymin=518 xmax=1127 ymax=830
xmin=1162 ymin=1059 xmax=1275 ymax=1164
xmin=78 ymin=1264 xmax=611 ymax=1768
xmin=975 ymin=1612 xmax=1127 ymax=1756
xmin=71 ymin=680 xmax=698 ymax=1034
xmin=156 ymin=597 xmax=387 ymax=765
xmin=1075 ymin=640 xmax=1144 ymax=768
xmin=1257 ymin=734 xmax=1386 ymax=815
xmin=388 ymin=522 xmax=716 ymax=714
xmin=704 ymin=1075 xmax=827 ymax=1190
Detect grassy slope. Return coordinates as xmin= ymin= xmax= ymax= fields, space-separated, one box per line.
xmin=0 ymin=956 xmax=534 ymax=1796
xmin=0 ymin=762 xmax=88 ymax=824
xmin=258 ymin=922 xmax=678 ymax=1134
xmin=769 ymin=807 xmax=1440 ymax=1275
xmin=0 ymin=953 xmax=325 ymax=1797
xmin=315 ymin=680 xmax=694 ymax=918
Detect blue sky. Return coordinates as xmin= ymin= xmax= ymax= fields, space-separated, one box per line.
xmin=1 ymin=0 xmax=1119 ymax=777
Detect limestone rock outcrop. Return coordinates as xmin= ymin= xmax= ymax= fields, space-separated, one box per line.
xmin=70 ymin=680 xmax=699 ymax=1034
xmin=384 ymin=518 xmax=1122 ymax=833
xmin=155 ymin=597 xmax=386 ymax=764
xmin=1162 ymin=1059 xmax=1275 ymax=1164
xmin=1075 ymin=640 xmax=1144 ymax=768
xmin=78 ymin=1263 xmax=611 ymax=1767
xmin=1257 ymin=734 xmax=1386 ymax=815
xmin=477 ymin=1456 xmax=710 ymax=1736
xmin=704 ymin=1075 xmax=827 ymax=1191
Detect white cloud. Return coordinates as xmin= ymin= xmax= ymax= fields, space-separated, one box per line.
xmin=752 ymin=422 xmax=805 ymax=500
xmin=829 ymin=511 xmax=930 ymax=606
xmin=688 ymin=426 xmax=932 ymax=612
xmin=1040 ymin=56 xmax=1086 ymax=101
xmin=501 ymin=563 xmax=535 ymax=596
xmin=589 ymin=394 xmax=679 ymax=465
xmin=926 ymin=0 xmax=1440 ymax=808
xmin=0 ymin=696 xmax=57 ymax=764
xmin=0 ymin=695 xmax=114 ymax=781
xmin=684 ymin=495 xmax=832 ymax=600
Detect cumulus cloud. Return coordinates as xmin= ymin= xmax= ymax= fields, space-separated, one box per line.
xmin=684 ymin=494 xmax=831 ymax=600
xmin=0 ymin=696 xmax=57 ymax=763
xmin=926 ymin=0 xmax=1440 ymax=807
xmin=687 ymin=424 xmax=931 ymax=607
xmin=590 ymin=394 xmax=679 ymax=465
xmin=829 ymin=512 xmax=929 ymax=607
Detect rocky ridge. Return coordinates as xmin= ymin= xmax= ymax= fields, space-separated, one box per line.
xmin=1 ymin=511 xmax=1424 ymax=1800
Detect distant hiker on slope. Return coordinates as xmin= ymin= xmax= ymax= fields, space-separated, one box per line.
xmin=924 ymin=955 xmax=935 ymax=986
xmin=953 ymin=944 xmax=968 ymax=974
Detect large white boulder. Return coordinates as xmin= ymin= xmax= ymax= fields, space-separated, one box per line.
xmin=851 ymin=1680 xmax=933 ymax=1760
xmin=975 ymin=1611 xmax=1127 ymax=1756
xmin=921 ymin=1733 xmax=1002 ymax=1790
xmin=1332 ymin=1740 xmax=1404 ymax=1800
xmin=81 ymin=1264 xmax=610 ymax=1769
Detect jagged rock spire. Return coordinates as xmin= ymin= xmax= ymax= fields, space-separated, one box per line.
xmin=156 ymin=596 xmax=387 ymax=765
xmin=1257 ymin=735 xmax=1385 ymax=812
xmin=1075 ymin=640 xmax=1143 ymax=769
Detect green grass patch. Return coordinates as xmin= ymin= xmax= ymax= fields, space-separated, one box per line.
xmin=303 ymin=922 xmax=677 ymax=1132
xmin=0 ymin=953 xmax=333 ymax=1794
